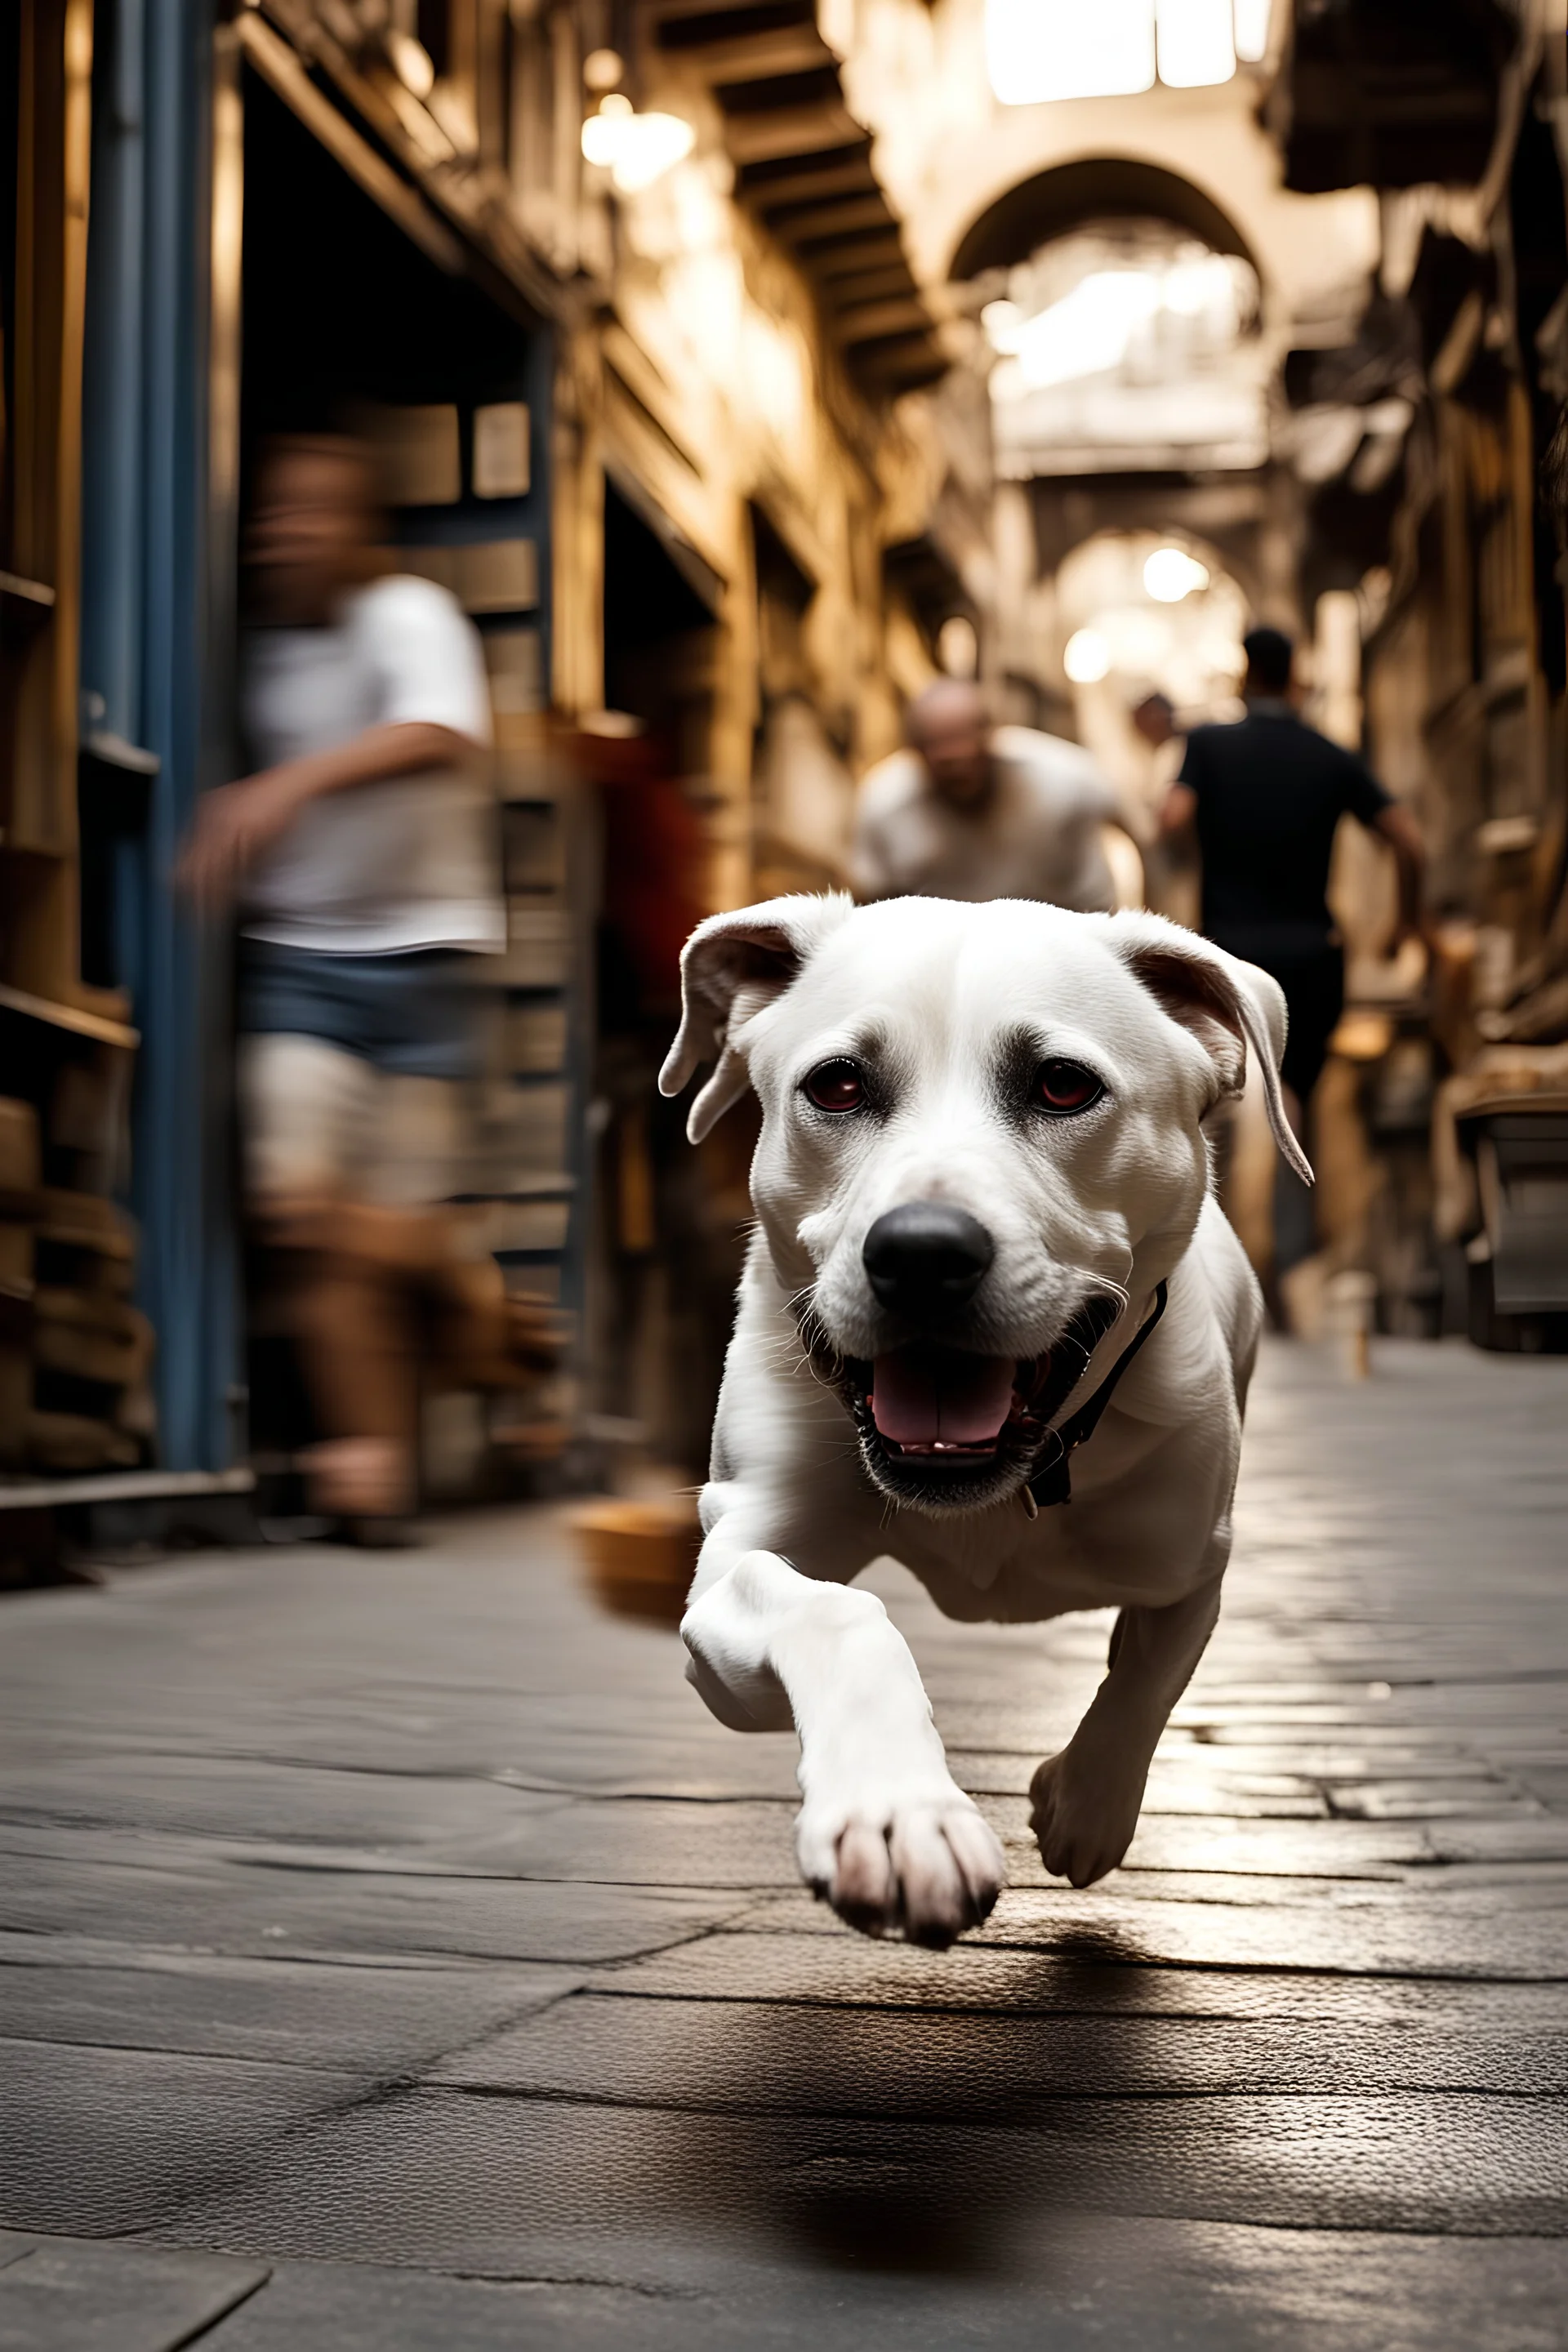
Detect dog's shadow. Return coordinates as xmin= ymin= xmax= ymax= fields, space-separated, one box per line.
xmin=678 ymin=1916 xmax=1173 ymax=2282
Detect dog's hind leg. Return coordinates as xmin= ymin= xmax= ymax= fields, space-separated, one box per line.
xmin=1030 ymin=1571 xmax=1223 ymax=1889
xmin=682 ymin=1541 xmax=1006 ymax=1946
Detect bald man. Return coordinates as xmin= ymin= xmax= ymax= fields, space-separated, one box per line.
xmin=852 ymin=680 xmax=1125 ymax=911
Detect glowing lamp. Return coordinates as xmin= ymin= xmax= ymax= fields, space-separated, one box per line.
xmin=1143 ymin=547 xmax=1210 ymax=603
xmin=1064 ymin=629 xmax=1112 ymax=684
xmin=581 ymin=94 xmax=695 ymax=194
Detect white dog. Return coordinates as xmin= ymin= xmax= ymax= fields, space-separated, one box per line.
xmin=660 ymin=893 xmax=1309 ymax=1946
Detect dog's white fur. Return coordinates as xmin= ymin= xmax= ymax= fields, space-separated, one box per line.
xmin=660 ymin=893 xmax=1307 ymax=1944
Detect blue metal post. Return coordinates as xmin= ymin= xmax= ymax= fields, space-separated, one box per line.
xmin=78 ymin=0 xmax=240 ymax=1470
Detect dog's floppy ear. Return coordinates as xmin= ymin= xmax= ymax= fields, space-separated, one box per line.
xmin=1108 ymin=911 xmax=1313 ymax=1187
xmin=659 ymin=893 xmax=854 ymax=1142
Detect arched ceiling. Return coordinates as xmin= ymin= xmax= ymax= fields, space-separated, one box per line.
xmin=830 ymin=23 xmax=1379 ymax=338
xmin=951 ymin=157 xmax=1258 ymax=281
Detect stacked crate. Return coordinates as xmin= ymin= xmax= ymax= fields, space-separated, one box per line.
xmin=368 ymin=391 xmax=577 ymax=1307
xmin=476 ymin=769 xmax=577 ymax=1281
xmin=362 ymin=394 xmax=581 ymax=1480
xmin=0 ymin=1094 xmax=153 ymax=1476
xmin=458 ymin=731 xmax=584 ymax=1467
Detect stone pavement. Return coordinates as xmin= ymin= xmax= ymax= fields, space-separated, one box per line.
xmin=2 ymin=1337 xmax=1567 ymax=2350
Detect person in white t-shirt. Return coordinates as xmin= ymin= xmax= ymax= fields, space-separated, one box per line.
xmin=180 ymin=435 xmax=536 ymax=1539
xmin=853 ymin=679 xmax=1136 ymax=912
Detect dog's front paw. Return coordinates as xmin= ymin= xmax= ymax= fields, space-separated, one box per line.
xmin=795 ymin=1795 xmax=1005 ymax=1947
xmin=1029 ymin=1748 xmax=1145 ymax=1888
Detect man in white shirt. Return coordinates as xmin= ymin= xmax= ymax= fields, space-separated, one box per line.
xmin=852 ymin=679 xmax=1132 ymax=912
xmin=181 ymin=435 xmax=520 ymax=1539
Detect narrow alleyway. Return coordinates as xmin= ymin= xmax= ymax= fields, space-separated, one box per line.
xmin=3 ymin=1337 xmax=1567 ymax=2348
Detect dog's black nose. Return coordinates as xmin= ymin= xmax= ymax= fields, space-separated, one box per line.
xmin=862 ymin=1203 xmax=995 ymax=1318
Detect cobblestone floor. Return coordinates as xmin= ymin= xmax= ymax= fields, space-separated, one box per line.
xmin=3 ymin=1337 xmax=1567 ymax=2349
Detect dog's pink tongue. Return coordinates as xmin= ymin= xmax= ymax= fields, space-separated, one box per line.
xmin=871 ymin=1351 xmax=1017 ymax=1446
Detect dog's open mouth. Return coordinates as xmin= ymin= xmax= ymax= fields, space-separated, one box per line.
xmin=868 ymin=1347 xmax=1022 ymax=1461
xmin=795 ymin=1292 xmax=1123 ymax=1517
xmin=835 ymin=1344 xmax=1064 ymax=1511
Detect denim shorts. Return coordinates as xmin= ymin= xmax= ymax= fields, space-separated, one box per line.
xmin=237 ymin=939 xmax=483 ymax=1080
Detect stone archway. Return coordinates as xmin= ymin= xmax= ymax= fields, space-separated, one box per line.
xmin=955 ymin=154 xmax=1305 ymax=725
xmin=952 ymin=153 xmax=1273 ymax=487
xmin=951 ymin=154 xmax=1258 ymax=282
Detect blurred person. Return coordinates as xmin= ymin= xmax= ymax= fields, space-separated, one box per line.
xmin=1131 ymin=689 xmax=1179 ymax=768
xmin=1130 ymin=689 xmax=1196 ymax=927
xmin=182 ymin=435 xmax=544 ymax=1540
xmin=1158 ymin=625 xmax=1425 ymax=1138
xmin=1131 ymin=691 xmax=1183 ymax=824
xmin=1159 ymin=625 xmax=1425 ymax=1306
xmin=852 ymin=679 xmax=1134 ymax=911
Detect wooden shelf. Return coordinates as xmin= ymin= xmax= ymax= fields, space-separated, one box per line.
xmin=0 ymin=983 xmax=139 ymax=1049
xmin=451 ymin=1176 xmax=577 ymax=1201
xmin=0 ymin=1465 xmax=255 ymax=1512
xmin=0 ymin=569 xmax=56 ymax=612
xmin=1455 ymin=1092 xmax=1568 ymax=1125
xmin=82 ymin=729 xmax=160 ymax=777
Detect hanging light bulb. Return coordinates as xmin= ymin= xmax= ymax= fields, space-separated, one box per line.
xmin=581 ymin=92 xmax=695 ymax=193
xmin=583 ymin=47 xmax=625 ymax=94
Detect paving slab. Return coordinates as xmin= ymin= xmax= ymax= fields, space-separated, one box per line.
xmin=0 ymin=1944 xmax=581 ymax=2071
xmin=730 ymin=1883 xmax=1568 ymax=1977
xmin=0 ymin=1837 xmax=744 ymax=1963
xmin=0 ymin=2040 xmax=365 ymax=2234
xmin=0 ymin=1750 xmax=573 ymax=1853
xmin=0 ymin=2236 xmax=265 ymax=2352
xmin=188 ymin=2225 xmax=1568 ymax=2351
xmin=146 ymin=2082 xmax=1568 ymax=2272
xmin=430 ymin=1984 xmax=1568 ymax=2100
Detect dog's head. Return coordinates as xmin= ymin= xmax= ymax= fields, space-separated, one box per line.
xmin=662 ymin=893 xmax=1307 ymax=1517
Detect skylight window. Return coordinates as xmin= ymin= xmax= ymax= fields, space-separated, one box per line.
xmin=1156 ymin=0 xmax=1235 ymax=91
xmin=984 ymin=0 xmax=1155 ymax=104
xmin=1232 ymin=0 xmax=1273 ymax=63
xmin=987 ymin=0 xmax=1272 ymax=104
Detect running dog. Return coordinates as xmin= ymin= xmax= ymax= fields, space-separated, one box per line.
xmin=659 ymin=893 xmax=1308 ymax=1945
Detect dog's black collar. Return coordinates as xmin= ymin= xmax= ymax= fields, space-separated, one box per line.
xmin=1024 ymin=1281 xmax=1169 ymax=1512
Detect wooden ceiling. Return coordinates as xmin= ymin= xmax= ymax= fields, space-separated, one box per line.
xmin=1279 ymin=0 xmax=1517 ymax=194
xmin=648 ymin=0 xmax=947 ymax=395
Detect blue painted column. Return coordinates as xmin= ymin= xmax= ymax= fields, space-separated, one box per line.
xmin=78 ymin=0 xmax=241 ymax=1470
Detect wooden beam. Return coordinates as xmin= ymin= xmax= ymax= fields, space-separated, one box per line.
xmin=764 ymin=193 xmax=893 ymax=243
xmin=656 ymin=23 xmax=831 ymax=79
xmin=237 ymin=14 xmax=468 ymax=275
xmin=848 ymin=332 xmax=949 ymax=387
xmin=736 ymin=141 xmax=875 ymax=208
xmin=794 ymin=230 xmax=907 ymax=278
xmin=718 ymin=100 xmax=862 ymax=164
xmin=832 ymin=297 xmax=932 ymax=346
xmin=816 ymin=265 xmax=920 ymax=308
xmin=648 ymin=0 xmax=815 ymax=19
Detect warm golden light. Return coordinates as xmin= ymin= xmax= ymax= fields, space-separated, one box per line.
xmin=1064 ymin=627 xmax=1112 ymax=684
xmin=1144 ymin=547 xmax=1211 ymax=602
xmin=581 ymin=96 xmax=695 ymax=193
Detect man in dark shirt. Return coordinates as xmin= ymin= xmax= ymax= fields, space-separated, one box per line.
xmin=1159 ymin=626 xmax=1425 ymax=1131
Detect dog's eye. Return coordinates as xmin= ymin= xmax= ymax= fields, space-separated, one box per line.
xmin=803 ymin=1059 xmax=866 ymax=1114
xmin=1033 ymin=1059 xmax=1104 ymax=1116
